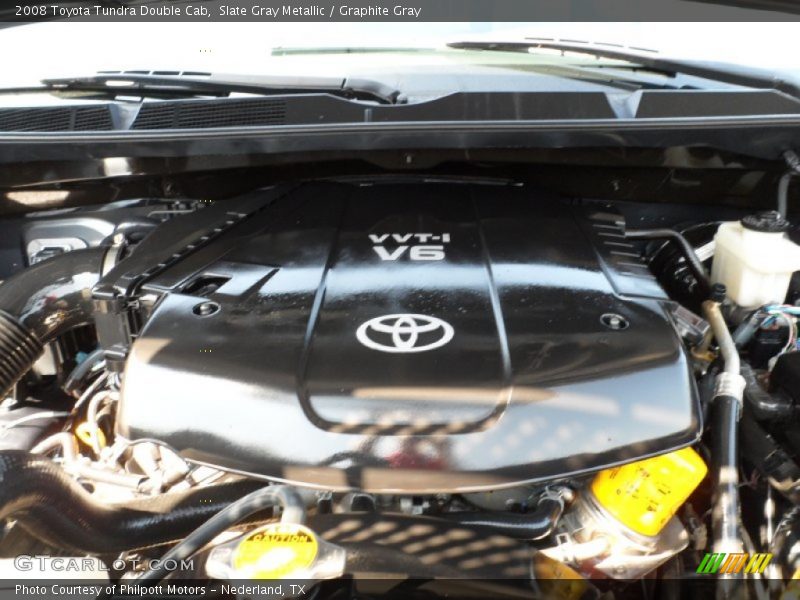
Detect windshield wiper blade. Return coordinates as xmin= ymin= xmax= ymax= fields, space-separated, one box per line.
xmin=448 ymin=40 xmax=800 ymax=99
xmin=3 ymin=72 xmax=401 ymax=104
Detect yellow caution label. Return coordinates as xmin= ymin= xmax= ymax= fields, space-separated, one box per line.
xmin=232 ymin=523 xmax=319 ymax=579
xmin=591 ymin=447 xmax=707 ymax=537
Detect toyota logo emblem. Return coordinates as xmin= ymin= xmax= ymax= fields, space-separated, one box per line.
xmin=356 ymin=314 xmax=454 ymax=353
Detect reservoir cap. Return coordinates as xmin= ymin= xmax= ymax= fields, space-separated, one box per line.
xmin=205 ymin=522 xmax=346 ymax=587
xmin=742 ymin=211 xmax=790 ymax=233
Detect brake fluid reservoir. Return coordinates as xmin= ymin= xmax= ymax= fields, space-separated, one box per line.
xmin=590 ymin=447 xmax=707 ymax=537
xmin=711 ymin=211 xmax=800 ymax=308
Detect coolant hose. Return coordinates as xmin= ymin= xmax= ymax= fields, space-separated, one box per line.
xmin=0 ymin=247 xmax=108 ymax=398
xmin=0 ymin=450 xmax=290 ymax=555
xmin=136 ymin=483 xmax=305 ymax=582
xmin=702 ymin=293 xmax=746 ymax=590
xmin=444 ymin=488 xmax=571 ymax=540
xmin=741 ymin=363 xmax=794 ymax=422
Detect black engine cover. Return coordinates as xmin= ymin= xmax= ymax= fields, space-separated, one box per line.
xmin=113 ymin=181 xmax=700 ymax=492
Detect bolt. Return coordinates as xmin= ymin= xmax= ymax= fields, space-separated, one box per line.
xmin=193 ymin=301 xmax=220 ymax=317
xmin=600 ymin=313 xmax=629 ymax=331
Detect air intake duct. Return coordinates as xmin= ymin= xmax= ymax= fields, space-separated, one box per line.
xmin=0 ymin=247 xmax=107 ymax=399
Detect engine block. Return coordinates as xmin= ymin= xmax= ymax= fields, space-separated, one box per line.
xmin=105 ymin=181 xmax=700 ymax=492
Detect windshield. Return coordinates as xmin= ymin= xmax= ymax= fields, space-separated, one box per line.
xmin=1 ymin=21 xmax=798 ymax=87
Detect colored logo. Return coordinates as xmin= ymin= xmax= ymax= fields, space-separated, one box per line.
xmin=696 ymin=553 xmax=772 ymax=575
xmin=356 ymin=314 xmax=454 ymax=353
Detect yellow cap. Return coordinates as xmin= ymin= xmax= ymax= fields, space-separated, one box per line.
xmin=232 ymin=523 xmax=319 ymax=579
xmin=590 ymin=447 xmax=707 ymax=537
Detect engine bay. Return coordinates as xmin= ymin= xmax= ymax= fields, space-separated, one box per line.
xmin=1 ymin=168 xmax=800 ymax=599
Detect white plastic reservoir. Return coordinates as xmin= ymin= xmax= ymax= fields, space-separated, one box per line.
xmin=712 ymin=211 xmax=800 ymax=308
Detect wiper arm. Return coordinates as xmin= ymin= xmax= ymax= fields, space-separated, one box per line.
xmin=448 ymin=40 xmax=800 ymax=99
xmin=1 ymin=72 xmax=401 ymax=104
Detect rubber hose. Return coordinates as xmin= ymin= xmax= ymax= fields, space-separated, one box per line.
xmin=443 ymin=495 xmax=566 ymax=540
xmin=0 ymin=450 xmax=269 ymax=555
xmin=136 ymin=484 xmax=305 ymax=582
xmin=625 ymin=228 xmax=712 ymax=300
xmin=741 ymin=363 xmax=794 ymax=422
xmin=0 ymin=247 xmax=107 ymax=399
xmin=711 ymin=394 xmax=742 ymax=552
xmin=0 ymin=312 xmax=43 ymax=400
